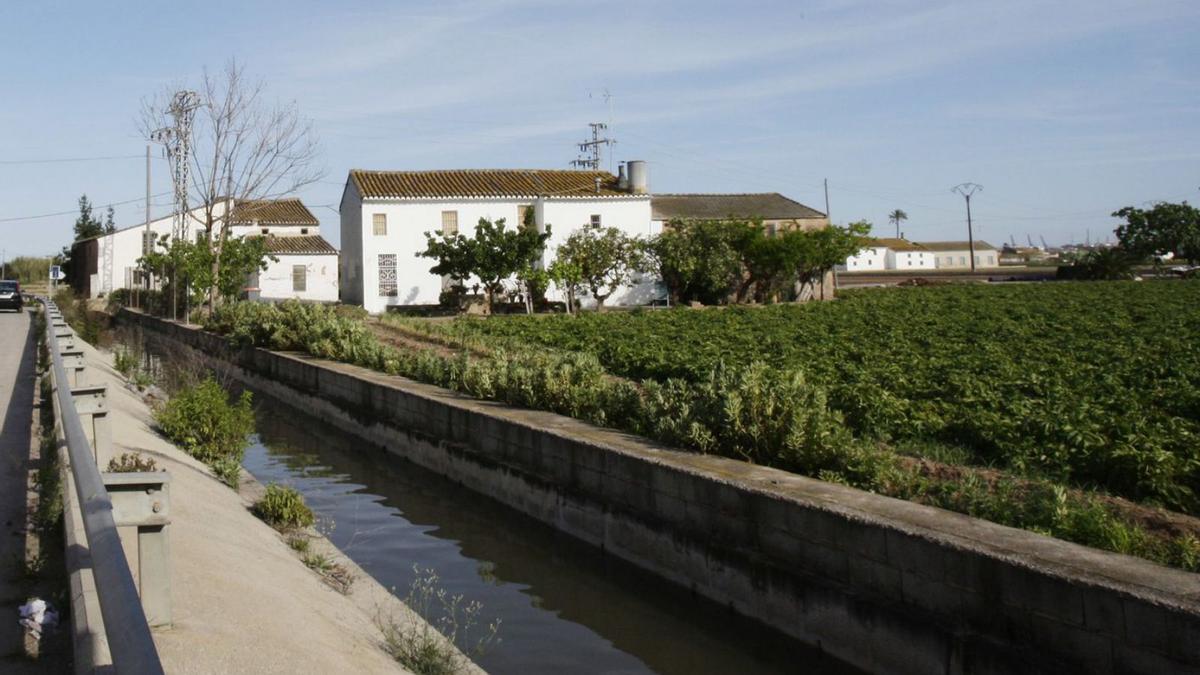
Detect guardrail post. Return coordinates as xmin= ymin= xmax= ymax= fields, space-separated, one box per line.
xmin=70 ymin=385 xmax=110 ymax=463
xmin=101 ymin=473 xmax=172 ymax=627
xmin=62 ymin=348 xmax=87 ymax=387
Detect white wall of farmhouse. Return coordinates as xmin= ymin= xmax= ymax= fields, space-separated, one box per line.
xmin=346 ymin=195 xmax=652 ymax=313
xmin=841 ymin=246 xmax=888 ymax=272
xmin=886 ymin=250 xmax=937 ymax=269
xmin=251 ymin=254 xmax=339 ymax=303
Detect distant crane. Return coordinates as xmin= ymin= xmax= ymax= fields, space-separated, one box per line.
xmin=1040 ymin=235 xmax=1049 ymax=251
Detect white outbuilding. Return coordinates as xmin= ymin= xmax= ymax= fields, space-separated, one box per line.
xmin=70 ymin=198 xmax=338 ymax=303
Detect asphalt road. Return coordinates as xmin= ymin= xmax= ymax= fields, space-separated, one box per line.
xmin=0 ymin=306 xmax=39 ymax=670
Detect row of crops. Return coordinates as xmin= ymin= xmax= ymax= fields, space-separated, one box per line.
xmin=421 ymin=281 xmax=1200 ymax=517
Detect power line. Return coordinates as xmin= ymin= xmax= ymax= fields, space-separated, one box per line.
xmin=0 ymin=191 xmax=172 ymax=224
xmin=0 ymin=154 xmax=160 ymax=165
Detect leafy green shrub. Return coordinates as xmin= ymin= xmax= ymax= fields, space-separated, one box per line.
xmin=113 ymin=348 xmax=139 ymax=377
xmin=155 ymin=377 xmax=253 ymax=484
xmin=253 ymin=483 xmax=315 ymax=530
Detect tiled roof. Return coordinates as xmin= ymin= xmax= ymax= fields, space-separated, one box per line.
xmin=918 ymin=240 xmax=998 ymax=251
xmin=231 ymin=198 xmax=319 ymax=225
xmin=257 ymin=235 xmax=338 ymax=255
xmin=350 ymin=169 xmax=630 ymax=199
xmin=651 ymin=193 xmax=825 ymax=221
xmin=869 ymin=238 xmax=928 ymax=252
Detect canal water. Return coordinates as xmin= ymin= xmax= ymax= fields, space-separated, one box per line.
xmin=239 ymin=387 xmax=860 ymax=675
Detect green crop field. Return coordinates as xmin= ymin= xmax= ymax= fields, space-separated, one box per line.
xmin=435 ymin=281 xmax=1200 ymax=516
xmin=197 ymin=281 xmax=1200 ymax=568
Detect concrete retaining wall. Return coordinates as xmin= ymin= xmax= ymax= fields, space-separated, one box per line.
xmin=123 ymin=310 xmax=1200 ymax=675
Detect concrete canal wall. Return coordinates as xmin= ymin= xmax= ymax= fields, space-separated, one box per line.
xmin=122 ymin=309 xmax=1200 ymax=675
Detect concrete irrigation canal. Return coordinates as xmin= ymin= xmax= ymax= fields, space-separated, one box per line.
xmin=243 ymin=387 xmax=857 ymax=674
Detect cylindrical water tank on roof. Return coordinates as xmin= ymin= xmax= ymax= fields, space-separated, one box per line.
xmin=627 ymin=160 xmax=648 ymax=194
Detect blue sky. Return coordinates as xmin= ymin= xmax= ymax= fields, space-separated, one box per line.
xmin=1 ymin=0 xmax=1197 ymax=257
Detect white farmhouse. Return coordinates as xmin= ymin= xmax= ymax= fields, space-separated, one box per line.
xmin=921 ymin=241 xmax=1001 ymax=269
xmin=339 ymin=166 xmax=654 ymax=313
xmin=69 ymin=198 xmax=338 ymax=303
xmin=840 ymin=239 xmax=890 ymax=271
xmin=881 ymin=239 xmax=936 ymax=269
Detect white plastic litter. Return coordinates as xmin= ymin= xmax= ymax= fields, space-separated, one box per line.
xmin=18 ymin=598 xmax=59 ymax=638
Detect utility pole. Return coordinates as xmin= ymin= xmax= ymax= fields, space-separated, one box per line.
xmin=824 ymin=179 xmax=831 ymax=222
xmin=150 ymin=90 xmax=202 ymax=320
xmin=952 ymin=182 xmax=983 ymax=272
xmin=570 ymin=122 xmax=615 ymax=171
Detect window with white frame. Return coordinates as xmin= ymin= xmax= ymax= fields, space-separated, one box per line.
xmin=590 ymin=214 xmax=601 ymax=228
xmin=373 ymin=213 xmax=387 ymax=236
xmin=517 ymin=205 xmax=533 ymax=228
xmin=292 ymin=265 xmax=307 ymax=292
xmin=441 ymin=210 xmax=458 ymax=234
xmin=378 ymin=254 xmax=397 ymax=297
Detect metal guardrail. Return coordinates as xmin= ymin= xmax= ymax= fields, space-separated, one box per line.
xmin=40 ymin=299 xmax=165 ymax=674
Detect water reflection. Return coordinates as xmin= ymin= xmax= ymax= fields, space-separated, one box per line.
xmin=244 ymin=388 xmax=860 ymax=675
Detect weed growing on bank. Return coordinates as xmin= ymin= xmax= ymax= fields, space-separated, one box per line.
xmin=106 ymin=452 xmax=159 ymax=473
xmin=155 ymin=377 xmax=253 ymax=487
xmin=377 ymin=565 xmax=499 ymax=675
xmin=253 ymin=484 xmax=315 ymax=530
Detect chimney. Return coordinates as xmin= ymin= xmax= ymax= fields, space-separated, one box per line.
xmin=627 ymin=160 xmax=648 ymax=194
xmin=594 ymin=176 xmax=602 ymax=193
xmin=617 ymin=162 xmax=629 ymax=191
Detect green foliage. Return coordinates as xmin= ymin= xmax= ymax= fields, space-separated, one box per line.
xmin=73 ymin=194 xmax=106 ymax=241
xmin=253 ymin=483 xmax=315 ymax=530
xmin=139 ymin=234 xmax=275 ymax=310
xmin=201 ymin=286 xmax=1200 ymax=569
xmin=888 ymin=209 xmax=908 ymax=237
xmin=1114 ymin=201 xmax=1200 ymax=264
xmin=418 ymin=217 xmax=551 ymax=313
xmin=5 ymin=256 xmax=52 ymax=284
xmin=1057 ymin=247 xmax=1138 ymax=280
xmin=438 ymin=281 xmax=1200 ymax=514
xmin=555 ymin=226 xmax=646 ymax=308
xmin=648 ymin=218 xmax=869 ymax=305
xmin=155 ymin=377 xmax=254 ymax=486
xmin=113 ymin=348 xmax=139 ymax=377
xmin=648 ymin=219 xmax=747 ymax=305
xmin=106 ymin=452 xmax=159 ymax=473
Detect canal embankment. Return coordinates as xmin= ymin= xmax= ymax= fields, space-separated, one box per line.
xmin=58 ymin=325 xmax=468 ymax=673
xmin=121 ymin=308 xmax=1200 ymax=675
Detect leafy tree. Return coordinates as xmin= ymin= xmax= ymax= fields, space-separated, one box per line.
xmin=888 ymin=209 xmax=908 ymax=238
xmin=139 ymin=235 xmax=274 ymax=308
xmin=554 ymin=227 xmax=646 ymax=309
xmin=418 ymin=217 xmax=551 ymax=314
xmin=1057 ymin=247 xmax=1137 ymax=281
xmin=1113 ymin=201 xmax=1200 ymax=264
xmin=648 ymin=219 xmax=746 ymax=305
xmin=547 ymin=259 xmax=584 ymax=315
xmin=103 ymin=205 xmax=116 ymax=234
xmin=73 ymin=194 xmax=105 ymax=240
xmin=789 ymin=220 xmax=872 ymax=299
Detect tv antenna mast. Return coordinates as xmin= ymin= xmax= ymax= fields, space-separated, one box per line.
xmin=150 ymin=90 xmax=202 ymax=242
xmin=571 ymin=122 xmax=615 ymax=171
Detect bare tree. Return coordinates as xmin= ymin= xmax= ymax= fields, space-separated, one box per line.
xmin=141 ymin=59 xmax=324 ymax=313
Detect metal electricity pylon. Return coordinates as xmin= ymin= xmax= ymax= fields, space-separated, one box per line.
xmin=150 ymin=90 xmax=202 ymax=241
xmin=952 ymin=182 xmax=983 ymax=271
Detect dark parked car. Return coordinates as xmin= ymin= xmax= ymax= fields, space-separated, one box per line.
xmin=0 ymin=281 xmax=23 ymax=311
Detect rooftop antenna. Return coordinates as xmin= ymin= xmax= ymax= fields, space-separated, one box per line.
xmin=571 ymin=122 xmax=615 ymax=171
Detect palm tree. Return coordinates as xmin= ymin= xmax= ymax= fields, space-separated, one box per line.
xmin=888 ymin=209 xmax=908 ymax=239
